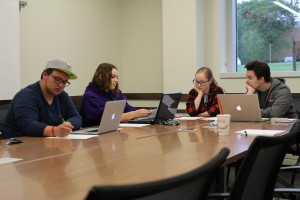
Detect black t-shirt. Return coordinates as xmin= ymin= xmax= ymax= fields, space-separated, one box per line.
xmin=258 ymin=89 xmax=269 ymax=109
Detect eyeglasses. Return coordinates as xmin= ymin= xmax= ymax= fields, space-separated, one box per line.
xmin=192 ymin=79 xmax=209 ymax=86
xmin=50 ymin=74 xmax=70 ymax=87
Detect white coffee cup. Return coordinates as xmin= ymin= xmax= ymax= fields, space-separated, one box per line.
xmin=217 ymin=114 xmax=231 ymax=135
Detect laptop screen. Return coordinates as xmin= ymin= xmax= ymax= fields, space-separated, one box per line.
xmin=155 ymin=92 xmax=182 ymax=122
xmin=217 ymin=94 xmax=265 ymax=122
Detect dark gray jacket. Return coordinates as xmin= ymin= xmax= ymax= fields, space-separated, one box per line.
xmin=259 ymin=78 xmax=297 ymax=118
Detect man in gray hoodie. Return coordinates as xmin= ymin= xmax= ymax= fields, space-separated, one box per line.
xmin=245 ymin=60 xmax=298 ymax=119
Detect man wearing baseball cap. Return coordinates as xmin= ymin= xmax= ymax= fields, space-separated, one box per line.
xmin=2 ymin=58 xmax=82 ymax=138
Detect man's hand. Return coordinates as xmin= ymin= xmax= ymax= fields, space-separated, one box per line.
xmin=246 ymin=84 xmax=256 ymax=94
xmin=54 ymin=122 xmax=74 ymax=137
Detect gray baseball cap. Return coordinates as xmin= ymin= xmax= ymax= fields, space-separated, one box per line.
xmin=45 ymin=58 xmax=77 ymax=80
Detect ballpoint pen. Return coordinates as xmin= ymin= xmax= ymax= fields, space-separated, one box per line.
xmin=59 ymin=115 xmax=66 ymax=123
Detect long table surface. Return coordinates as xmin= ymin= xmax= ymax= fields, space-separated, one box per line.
xmin=0 ymin=119 xmax=296 ymax=199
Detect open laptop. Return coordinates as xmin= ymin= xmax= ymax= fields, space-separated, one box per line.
xmin=128 ymin=92 xmax=182 ymax=124
xmin=217 ymin=94 xmax=269 ymax=122
xmin=71 ymin=100 xmax=126 ymax=135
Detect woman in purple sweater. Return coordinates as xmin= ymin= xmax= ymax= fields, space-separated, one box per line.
xmin=80 ymin=63 xmax=151 ymax=127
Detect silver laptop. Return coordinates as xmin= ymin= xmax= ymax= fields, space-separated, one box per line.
xmin=217 ymin=94 xmax=269 ymax=122
xmin=127 ymin=92 xmax=182 ymax=124
xmin=72 ymin=100 xmax=126 ymax=135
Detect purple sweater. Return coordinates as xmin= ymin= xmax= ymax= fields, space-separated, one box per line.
xmin=80 ymin=82 xmax=136 ymax=127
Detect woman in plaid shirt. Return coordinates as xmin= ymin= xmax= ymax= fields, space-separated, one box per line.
xmin=186 ymin=67 xmax=224 ymax=117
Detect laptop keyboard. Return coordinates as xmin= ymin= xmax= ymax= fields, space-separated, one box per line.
xmin=71 ymin=128 xmax=99 ymax=135
xmin=87 ymin=129 xmax=98 ymax=133
xmin=134 ymin=117 xmax=155 ymax=121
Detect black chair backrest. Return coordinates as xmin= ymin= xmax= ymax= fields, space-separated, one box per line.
xmin=292 ymin=94 xmax=300 ymax=119
xmin=70 ymin=96 xmax=82 ymax=112
xmin=229 ymin=124 xmax=298 ymax=200
xmin=0 ymin=101 xmax=11 ymax=132
xmin=85 ymin=148 xmax=230 ymax=200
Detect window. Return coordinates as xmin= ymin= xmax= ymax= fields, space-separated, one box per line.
xmin=236 ymin=0 xmax=300 ymax=73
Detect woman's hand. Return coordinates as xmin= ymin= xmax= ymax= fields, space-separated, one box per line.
xmin=194 ymin=86 xmax=204 ymax=96
xmin=121 ymin=109 xmax=152 ymax=122
xmin=135 ymin=109 xmax=152 ymax=118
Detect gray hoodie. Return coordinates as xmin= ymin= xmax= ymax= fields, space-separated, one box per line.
xmin=259 ymin=78 xmax=297 ymax=118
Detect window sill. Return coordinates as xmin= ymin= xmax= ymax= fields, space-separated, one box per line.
xmin=220 ymin=71 xmax=300 ymax=79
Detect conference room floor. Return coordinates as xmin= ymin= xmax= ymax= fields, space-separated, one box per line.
xmin=0 ymin=118 xmax=297 ymax=200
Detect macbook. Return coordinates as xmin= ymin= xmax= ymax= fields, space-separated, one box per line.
xmin=71 ymin=100 xmax=126 ymax=135
xmin=128 ymin=92 xmax=182 ymax=124
xmin=217 ymin=94 xmax=269 ymax=122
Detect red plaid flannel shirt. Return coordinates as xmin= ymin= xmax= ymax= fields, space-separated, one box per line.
xmin=186 ymin=84 xmax=224 ymax=117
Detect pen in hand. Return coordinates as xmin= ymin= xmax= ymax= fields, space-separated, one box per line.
xmin=59 ymin=115 xmax=74 ymax=129
xmin=59 ymin=115 xmax=66 ymax=123
xmin=58 ymin=115 xmax=73 ymax=135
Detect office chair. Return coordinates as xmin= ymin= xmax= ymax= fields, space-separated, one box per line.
xmin=277 ymin=95 xmax=300 ymax=189
xmin=0 ymin=101 xmax=10 ymax=135
xmin=275 ymin=116 xmax=300 ymax=199
xmin=208 ymin=123 xmax=298 ymax=200
xmin=85 ymin=148 xmax=230 ymax=200
xmin=226 ymin=92 xmax=300 ymax=194
xmin=274 ymin=165 xmax=300 ymax=200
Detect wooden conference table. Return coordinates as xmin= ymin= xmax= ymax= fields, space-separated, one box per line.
xmin=0 ymin=119 xmax=297 ymax=200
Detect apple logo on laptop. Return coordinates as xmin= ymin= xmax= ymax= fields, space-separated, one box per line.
xmin=111 ymin=113 xmax=115 ymax=120
xmin=236 ymin=105 xmax=242 ymax=111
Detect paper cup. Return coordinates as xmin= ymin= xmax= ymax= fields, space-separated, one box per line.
xmin=217 ymin=114 xmax=231 ymax=135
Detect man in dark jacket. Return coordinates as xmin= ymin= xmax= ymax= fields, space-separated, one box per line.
xmin=245 ymin=60 xmax=298 ymax=119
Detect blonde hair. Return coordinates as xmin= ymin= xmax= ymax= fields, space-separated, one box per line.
xmin=195 ymin=67 xmax=218 ymax=85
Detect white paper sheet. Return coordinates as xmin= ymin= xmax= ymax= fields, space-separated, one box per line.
xmin=235 ymin=129 xmax=285 ymax=136
xmin=201 ymin=117 xmax=217 ymax=121
xmin=176 ymin=117 xmax=202 ymax=120
xmin=271 ymin=118 xmax=296 ymax=123
xmin=0 ymin=157 xmax=22 ymax=165
xmin=47 ymin=135 xmax=98 ymax=139
xmin=119 ymin=123 xmax=150 ymax=127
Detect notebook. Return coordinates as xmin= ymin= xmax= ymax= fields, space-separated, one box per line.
xmin=127 ymin=92 xmax=182 ymax=124
xmin=217 ymin=94 xmax=269 ymax=122
xmin=71 ymin=100 xmax=126 ymax=135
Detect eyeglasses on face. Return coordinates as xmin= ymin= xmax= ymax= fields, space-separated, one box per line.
xmin=50 ymin=74 xmax=70 ymax=87
xmin=192 ymin=79 xmax=209 ymax=86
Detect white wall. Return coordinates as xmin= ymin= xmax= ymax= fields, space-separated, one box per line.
xmin=162 ymin=0 xmax=199 ymax=93
xmin=0 ymin=0 xmax=20 ymax=99
xmin=19 ymin=0 xmax=123 ymax=95
xmin=19 ymin=0 xmax=163 ymax=95
xmin=121 ymin=0 xmax=163 ymax=93
xmin=205 ymin=0 xmax=241 ymax=92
